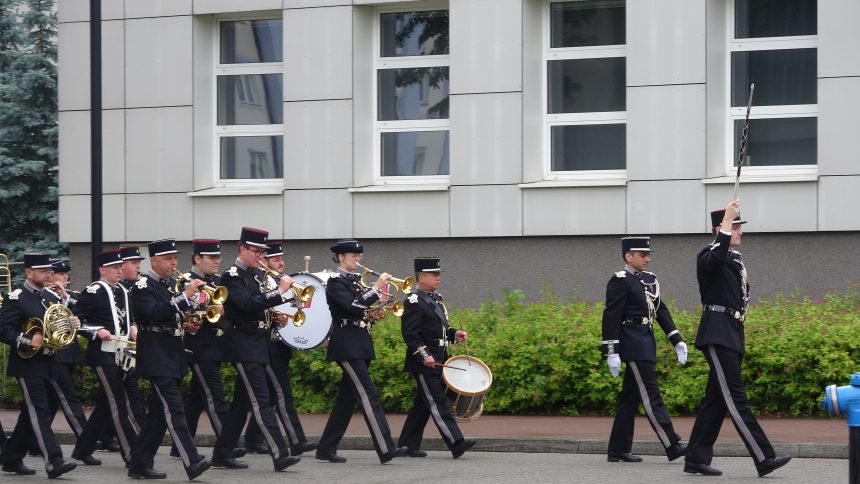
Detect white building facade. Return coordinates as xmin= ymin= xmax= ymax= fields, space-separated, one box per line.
xmin=57 ymin=0 xmax=860 ymax=308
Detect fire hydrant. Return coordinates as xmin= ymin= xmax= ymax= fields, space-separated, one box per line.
xmin=822 ymin=372 xmax=860 ymax=483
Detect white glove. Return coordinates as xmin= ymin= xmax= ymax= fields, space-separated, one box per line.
xmin=607 ymin=354 xmax=621 ymax=378
xmin=675 ymin=341 xmax=688 ymax=366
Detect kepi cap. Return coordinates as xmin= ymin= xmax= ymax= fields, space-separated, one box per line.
xmin=621 ymin=237 xmax=651 ymax=254
xmin=239 ymin=227 xmax=268 ymax=249
xmin=96 ymin=250 xmax=124 ymax=267
xmin=330 ymin=238 xmax=364 ymax=254
xmin=148 ymin=238 xmax=179 ymax=256
xmin=24 ymin=252 xmax=53 ymax=269
xmin=265 ymin=241 xmax=283 ymax=258
xmin=414 ymin=257 xmax=440 ymax=273
xmin=120 ymin=246 xmax=145 ymax=261
xmin=193 ymin=239 xmax=221 ymax=256
xmin=710 ymin=209 xmax=748 ymax=228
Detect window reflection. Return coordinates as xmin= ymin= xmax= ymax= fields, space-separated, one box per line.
xmin=220 ymin=19 xmax=283 ymax=64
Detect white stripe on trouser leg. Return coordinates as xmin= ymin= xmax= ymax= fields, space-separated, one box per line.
xmin=628 ymin=361 xmax=671 ymax=447
xmin=193 ymin=363 xmax=223 ymax=435
xmin=19 ymin=378 xmax=52 ymax=472
xmin=265 ymin=364 xmax=299 ymax=445
xmin=153 ymin=383 xmax=191 ymax=467
xmin=341 ymin=361 xmax=389 ymax=455
xmin=95 ymin=366 xmax=132 ymax=458
xmin=708 ymin=345 xmax=765 ymax=462
xmin=51 ymin=379 xmax=83 ymax=436
xmin=236 ymin=363 xmax=281 ymax=460
xmin=125 ymin=397 xmax=140 ymax=433
xmin=417 ymin=374 xmax=455 ymax=444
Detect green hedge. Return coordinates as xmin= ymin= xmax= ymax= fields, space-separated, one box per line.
xmin=3 ymin=289 xmax=859 ymax=417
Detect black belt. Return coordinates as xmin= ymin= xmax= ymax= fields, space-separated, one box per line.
xmin=338 ymin=319 xmax=368 ymax=328
xmin=624 ymin=317 xmax=651 ymax=325
xmin=704 ymin=304 xmax=745 ymax=322
xmin=425 ymin=338 xmax=449 ymax=347
xmin=141 ymin=325 xmax=184 ymax=336
xmin=232 ymin=320 xmax=269 ymax=329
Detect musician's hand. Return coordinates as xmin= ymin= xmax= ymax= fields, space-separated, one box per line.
xmin=184 ymin=279 xmax=205 ymax=299
xmin=215 ymin=304 xmax=224 ymax=316
xmin=53 ymin=282 xmax=68 ymax=299
xmin=129 ymin=325 xmax=138 ymax=341
xmin=423 ymin=356 xmax=436 ymax=368
xmin=607 ymin=354 xmax=621 ymax=378
xmin=275 ymin=313 xmax=288 ymax=328
xmin=72 ymin=316 xmax=81 ymax=330
xmin=370 ymin=308 xmax=385 ymax=321
xmin=455 ymin=330 xmax=468 ymax=342
xmin=185 ymin=319 xmax=201 ymax=334
xmin=372 ymin=273 xmax=391 ymax=292
xmin=278 ymin=275 xmax=294 ymax=293
xmin=724 ymin=200 xmax=741 ymax=223
xmin=97 ymin=329 xmax=112 ymax=341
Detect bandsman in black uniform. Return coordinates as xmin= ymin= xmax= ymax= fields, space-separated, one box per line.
xmin=601 ymin=237 xmax=687 ymax=463
xmin=128 ymin=239 xmax=211 ymax=480
xmin=243 ymin=240 xmax=317 ymax=456
xmin=684 ymin=201 xmax=792 ymax=477
xmin=0 ymin=252 xmax=77 ymax=478
xmin=117 ymin=245 xmax=147 ymax=431
xmin=315 ymin=238 xmax=407 ymax=464
xmin=172 ymin=240 xmax=247 ymax=461
xmin=70 ymin=250 xmax=139 ymax=467
xmin=210 ymin=227 xmax=301 ymax=472
xmin=397 ymin=257 xmax=475 ymax=458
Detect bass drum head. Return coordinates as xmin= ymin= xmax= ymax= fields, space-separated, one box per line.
xmin=275 ymin=272 xmax=334 ymax=350
xmin=442 ymin=355 xmax=493 ymax=396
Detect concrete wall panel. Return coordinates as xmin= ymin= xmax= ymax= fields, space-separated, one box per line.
xmin=450 ymin=185 xmax=521 ymax=237
xmin=523 ymin=187 xmax=626 ymax=235
xmin=283 ymin=188 xmax=353 ymax=239
xmin=818 ymin=77 xmax=860 ymax=176
xmin=283 ymin=6 xmax=352 ymax=101
xmin=819 ymin=0 xmax=860 ymax=77
xmin=59 ymin=194 xmax=126 ymax=243
xmin=125 ymin=0 xmax=191 ymax=18
xmin=706 ymin=182 xmax=817 ymax=233
xmin=627 ymin=0 xmax=706 ymax=86
xmin=283 ymin=100 xmax=354 ymax=189
xmin=125 ymin=107 xmax=194 ymax=193
xmin=126 ymin=193 xmax=194 ymax=241
xmin=627 ymin=180 xmax=706 ymax=234
xmin=192 ymin=195 xmax=284 ymax=240
xmin=59 ymin=111 xmax=91 ymax=196
xmin=125 ymin=16 xmax=193 ymax=108
xmin=450 ymin=92 xmax=522 ymax=185
xmin=194 ymin=0 xmax=282 ymax=14
xmin=819 ymin=176 xmax=860 ymax=231
xmin=58 ymin=22 xmax=90 ymax=112
xmin=354 ymin=191 xmax=449 ymax=238
xmin=450 ymin=0 xmax=522 ymax=94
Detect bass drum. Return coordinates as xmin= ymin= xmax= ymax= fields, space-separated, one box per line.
xmin=275 ymin=271 xmax=335 ymax=350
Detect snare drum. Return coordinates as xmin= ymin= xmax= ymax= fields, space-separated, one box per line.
xmin=275 ymin=271 xmax=335 ymax=350
xmin=442 ymin=355 xmax=493 ymax=422
xmin=114 ymin=341 xmax=136 ymax=372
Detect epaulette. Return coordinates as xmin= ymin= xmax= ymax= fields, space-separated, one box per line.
xmin=227 ymin=266 xmax=238 ymax=277
xmin=614 ymin=271 xmax=626 ymax=278
xmin=7 ymin=288 xmax=21 ymax=300
xmin=135 ymin=278 xmax=148 ymax=289
xmin=86 ymin=283 xmax=101 ymax=294
xmin=329 ymin=273 xmax=340 ymax=278
xmin=407 ymin=293 xmax=419 ymax=304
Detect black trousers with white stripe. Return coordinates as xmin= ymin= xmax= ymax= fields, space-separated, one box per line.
xmin=686 ymin=344 xmax=775 ymax=466
xmin=73 ymin=364 xmax=137 ymax=461
xmin=184 ymin=361 xmax=229 ymax=438
xmin=318 ymin=359 xmax=397 ymax=460
xmin=1 ymin=376 xmax=64 ymax=472
xmin=398 ymin=372 xmax=464 ymax=451
xmin=608 ymin=360 xmax=681 ymax=454
xmin=213 ymin=362 xmax=289 ymax=462
xmin=47 ymin=361 xmax=87 ymax=438
xmin=129 ymin=376 xmax=201 ymax=471
xmin=245 ymin=355 xmax=307 ymax=447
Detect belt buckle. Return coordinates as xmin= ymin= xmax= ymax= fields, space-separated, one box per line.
xmin=733 ymin=311 xmax=741 ymax=320
xmin=359 ymin=321 xmax=367 ymax=329
xmin=258 ymin=321 xmax=266 ymax=329
xmin=173 ymin=327 xmax=182 ymax=337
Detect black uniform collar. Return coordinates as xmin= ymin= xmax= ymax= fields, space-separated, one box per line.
xmin=337 ymin=267 xmax=359 ymax=280
xmin=147 ymin=269 xmax=171 ymax=285
xmin=190 ymin=267 xmax=210 ymax=281
xmin=417 ymin=287 xmax=442 ymax=302
xmin=234 ymin=258 xmax=256 ymax=273
xmin=624 ymin=265 xmax=641 ymax=278
xmin=23 ymin=281 xmax=43 ymax=295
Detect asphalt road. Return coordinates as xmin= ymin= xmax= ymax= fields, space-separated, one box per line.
xmin=0 ymin=446 xmax=846 ymax=483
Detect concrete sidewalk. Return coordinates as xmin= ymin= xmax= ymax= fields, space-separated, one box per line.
xmin=1 ymin=410 xmax=850 ymax=459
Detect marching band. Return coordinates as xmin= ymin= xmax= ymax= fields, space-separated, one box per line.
xmin=0 ymin=199 xmax=792 ymax=479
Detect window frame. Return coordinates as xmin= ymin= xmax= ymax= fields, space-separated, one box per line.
xmin=542 ymin=0 xmax=627 ymax=182
xmin=213 ymin=14 xmax=284 ymax=188
xmin=372 ymin=2 xmax=451 ymax=186
xmin=725 ymin=1 xmax=818 ymax=177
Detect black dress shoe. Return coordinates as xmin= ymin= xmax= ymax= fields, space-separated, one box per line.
xmin=2 ymin=462 xmax=37 ymax=475
xmin=452 ymin=440 xmax=476 ymax=459
xmin=169 ymin=446 xmax=180 ymax=458
xmin=185 ymin=458 xmax=211 ymax=480
xmin=71 ymin=450 xmax=102 ymax=466
xmin=666 ymin=442 xmax=687 ymax=462
xmin=407 ymin=449 xmax=428 ymax=457
xmin=97 ymin=439 xmax=121 ymax=453
xmin=211 ymin=457 xmax=249 ymax=469
xmin=756 ymin=455 xmax=792 ymax=477
xmin=244 ymin=441 xmax=271 ymax=454
xmin=28 ymin=448 xmax=42 ymax=457
xmin=380 ymin=446 xmax=409 ymax=464
xmin=232 ymin=447 xmax=248 ymax=458
xmin=128 ymin=467 xmax=167 ymax=479
xmin=273 ymin=455 xmax=301 ymax=471
xmin=684 ymin=462 xmax=723 ymax=476
xmin=315 ymin=451 xmax=347 ymax=463
xmin=290 ymin=441 xmax=318 ymax=456
xmin=607 ymin=451 xmax=643 ymax=463
xmin=47 ymin=461 xmax=77 ymax=479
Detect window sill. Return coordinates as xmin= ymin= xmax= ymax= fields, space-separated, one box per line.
xmin=701 ymin=173 xmax=818 ymax=185
xmin=348 ymin=184 xmax=450 ymax=193
xmin=187 ymin=186 xmax=284 ymax=197
xmin=518 ymin=179 xmax=628 ymax=189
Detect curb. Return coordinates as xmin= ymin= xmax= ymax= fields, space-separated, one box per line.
xmin=50 ymin=432 xmax=848 ymax=460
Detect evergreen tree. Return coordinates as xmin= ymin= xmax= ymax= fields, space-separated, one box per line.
xmin=0 ymin=0 xmax=61 ymax=260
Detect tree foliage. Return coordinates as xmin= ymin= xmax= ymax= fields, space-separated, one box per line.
xmin=0 ymin=0 xmax=61 ymax=262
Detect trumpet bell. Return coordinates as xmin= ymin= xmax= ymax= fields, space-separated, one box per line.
xmin=18 ymin=318 xmax=43 ymax=358
xmin=391 ymin=301 xmax=405 ymax=317
xmin=292 ymin=309 xmax=306 ymax=327
xmin=203 ymin=285 xmax=228 ymax=305
xmin=293 ymin=284 xmax=314 ymax=303
xmin=205 ymin=305 xmax=221 ymax=323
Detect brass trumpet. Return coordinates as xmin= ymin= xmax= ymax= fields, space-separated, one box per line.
xmin=173 ymin=269 xmax=227 ymax=323
xmin=261 ymin=266 xmax=314 ymax=303
xmin=355 ymin=263 xmax=414 ymax=295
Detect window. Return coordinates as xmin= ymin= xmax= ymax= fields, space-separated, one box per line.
xmin=374 ymin=7 xmax=450 ymax=183
xmin=544 ymin=0 xmax=626 ymax=180
xmin=728 ymin=0 xmax=817 ymax=171
xmin=216 ymin=18 xmax=283 ymax=182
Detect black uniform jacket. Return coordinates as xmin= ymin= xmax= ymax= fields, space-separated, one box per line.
xmin=54 ymin=290 xmax=84 ymax=364
xmin=0 ymin=283 xmax=61 ymax=378
xmin=324 ymin=271 xmax=380 ymax=362
xmin=695 ymin=230 xmax=749 ymax=353
xmin=601 ymin=268 xmax=683 ymax=363
xmin=400 ymin=289 xmax=457 ymax=375
xmin=73 ymin=281 xmax=131 ymax=367
xmin=184 ymin=268 xmax=222 ymax=364
xmin=219 ymin=259 xmax=288 ymax=364
xmin=132 ymin=271 xmax=194 ymax=378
